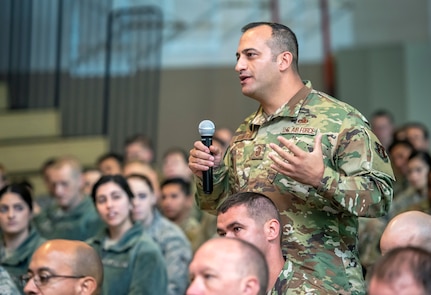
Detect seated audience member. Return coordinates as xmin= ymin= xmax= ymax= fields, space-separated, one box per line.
xmin=380 ymin=210 xmax=431 ymax=256
xmin=187 ymin=237 xmax=268 ymax=295
xmin=96 ymin=152 xmax=123 ymax=176
xmin=160 ymin=178 xmax=210 ymax=252
xmin=124 ymin=134 xmax=155 ymax=164
xmin=217 ymin=192 xmax=338 ymax=294
xmin=22 ymin=239 xmax=103 ymax=295
xmin=33 ymin=158 xmax=57 ymax=214
xmin=88 ymin=175 xmax=167 ymax=295
xmin=370 ymin=109 xmax=395 ymax=150
xmin=33 ymin=156 xmax=104 ymax=241
xmin=0 ymin=184 xmax=45 ymax=292
xmin=127 ymin=174 xmax=192 ymax=295
xmin=388 ymin=151 xmax=431 ymax=219
xmin=161 ymin=147 xmax=193 ymax=181
xmin=404 ymin=122 xmax=430 ymax=152
xmin=388 ymin=140 xmax=415 ymax=195
xmin=82 ymin=168 xmax=101 ymax=196
xmin=0 ymin=266 xmax=20 ymax=295
xmin=0 ymin=164 xmax=8 ymax=191
xmin=123 ymin=160 xmax=161 ymax=200
xmin=216 ymin=192 xmax=291 ymax=293
xmin=212 ymin=127 xmax=234 ymax=156
xmin=368 ymin=246 xmax=431 ymax=295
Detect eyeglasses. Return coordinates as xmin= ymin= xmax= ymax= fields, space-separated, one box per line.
xmin=20 ymin=273 xmax=85 ymax=288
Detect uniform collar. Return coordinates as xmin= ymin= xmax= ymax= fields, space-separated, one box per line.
xmin=250 ymin=81 xmax=312 ymax=128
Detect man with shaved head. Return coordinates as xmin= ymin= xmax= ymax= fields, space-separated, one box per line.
xmin=380 ymin=210 xmax=431 ymax=256
xmin=187 ymin=237 xmax=268 ymax=295
xmin=23 ymin=239 xmax=103 ymax=295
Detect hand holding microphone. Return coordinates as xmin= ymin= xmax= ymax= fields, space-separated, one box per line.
xmin=198 ymin=120 xmax=215 ymax=194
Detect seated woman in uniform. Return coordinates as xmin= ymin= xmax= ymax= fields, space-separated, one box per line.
xmin=0 ymin=183 xmax=45 ymax=292
xmin=87 ymin=174 xmax=167 ymax=295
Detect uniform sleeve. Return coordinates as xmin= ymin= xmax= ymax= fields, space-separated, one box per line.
xmin=315 ymin=117 xmax=394 ymax=217
xmin=194 ymin=161 xmax=230 ymax=215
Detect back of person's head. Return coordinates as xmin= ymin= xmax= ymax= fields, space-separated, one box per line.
xmin=0 ymin=182 xmax=34 ymax=212
xmin=381 ymin=211 xmax=431 ymax=255
xmin=241 ymin=22 xmax=299 ymax=72
xmin=24 ymin=239 xmax=103 ymax=295
xmin=187 ymin=237 xmax=268 ymax=295
xmin=368 ymin=246 xmax=431 ymax=295
xmin=91 ymin=174 xmax=134 ymax=203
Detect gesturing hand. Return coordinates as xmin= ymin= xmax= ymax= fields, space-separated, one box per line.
xmin=268 ymin=134 xmax=324 ymax=188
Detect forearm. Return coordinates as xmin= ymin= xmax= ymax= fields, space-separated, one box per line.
xmin=316 ymin=166 xmax=393 ymax=217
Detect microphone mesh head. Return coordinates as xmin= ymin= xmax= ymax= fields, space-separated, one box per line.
xmin=199 ymin=120 xmax=215 ymax=137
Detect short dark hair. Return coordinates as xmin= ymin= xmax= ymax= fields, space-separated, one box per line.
xmin=217 ymin=192 xmax=282 ymax=241
xmin=242 ymin=22 xmax=299 ymax=72
xmin=405 ymin=121 xmax=429 ymax=140
xmin=388 ymin=140 xmax=414 ymax=154
xmin=96 ymin=152 xmax=124 ymax=167
xmin=408 ymin=150 xmax=431 ymax=167
xmin=371 ymin=246 xmax=431 ymax=293
xmin=160 ymin=177 xmax=191 ymax=196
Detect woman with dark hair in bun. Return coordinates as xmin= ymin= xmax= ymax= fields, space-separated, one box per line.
xmin=87 ymin=174 xmax=167 ymax=295
xmin=0 ymin=183 xmax=45 ymax=291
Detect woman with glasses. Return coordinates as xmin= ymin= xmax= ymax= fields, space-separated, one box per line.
xmin=0 ymin=183 xmax=45 ymax=292
xmin=87 ymin=174 xmax=167 ymax=295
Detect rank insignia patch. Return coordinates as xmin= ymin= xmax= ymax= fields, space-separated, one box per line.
xmin=374 ymin=142 xmax=389 ymax=162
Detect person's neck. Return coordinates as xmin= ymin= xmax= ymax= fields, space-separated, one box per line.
xmin=61 ymin=194 xmax=84 ymax=212
xmin=108 ymin=219 xmax=133 ymax=242
xmin=3 ymin=228 xmax=30 ymax=251
xmin=141 ymin=210 xmax=154 ymax=228
xmin=266 ymin=247 xmax=286 ymax=291
xmin=260 ymin=76 xmax=304 ymax=115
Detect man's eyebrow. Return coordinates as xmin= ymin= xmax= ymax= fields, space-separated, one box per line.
xmin=236 ymin=48 xmax=258 ymax=58
xmin=28 ymin=267 xmax=54 ymax=274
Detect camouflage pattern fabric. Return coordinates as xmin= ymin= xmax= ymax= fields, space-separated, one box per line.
xmin=0 ymin=267 xmax=20 ymax=295
xmin=387 ymin=186 xmax=428 ymax=220
xmin=195 ymin=82 xmax=394 ymax=294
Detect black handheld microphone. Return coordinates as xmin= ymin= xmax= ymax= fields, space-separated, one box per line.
xmin=198 ymin=120 xmax=215 ymax=194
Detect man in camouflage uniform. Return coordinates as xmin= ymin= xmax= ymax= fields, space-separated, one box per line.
xmin=189 ymin=22 xmax=394 ymax=294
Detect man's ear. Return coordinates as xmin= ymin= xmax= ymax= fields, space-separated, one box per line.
xmin=241 ymin=276 xmax=261 ymax=295
xmin=265 ymin=218 xmax=281 ymax=243
xmin=278 ymin=51 xmax=293 ymax=71
xmin=76 ymin=277 xmax=98 ymax=295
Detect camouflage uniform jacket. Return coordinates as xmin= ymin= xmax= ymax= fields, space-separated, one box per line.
xmin=33 ymin=196 xmax=104 ymax=241
xmin=0 ymin=266 xmax=19 ymax=295
xmin=146 ymin=209 xmax=192 ymax=295
xmin=0 ymin=226 xmax=45 ymax=294
xmin=195 ymin=82 xmax=394 ymax=294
